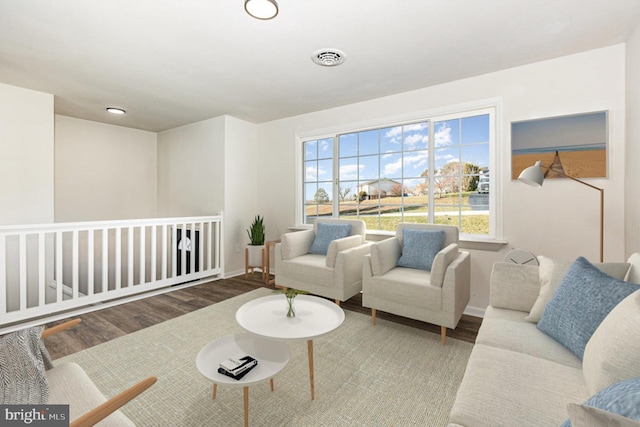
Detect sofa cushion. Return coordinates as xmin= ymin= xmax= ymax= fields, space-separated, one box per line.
xmin=309 ymin=223 xmax=352 ymax=255
xmin=448 ymin=344 xmax=589 ymax=426
xmin=583 ymin=290 xmax=640 ymax=395
xmin=526 ymin=256 xmax=630 ymax=323
xmin=397 ymin=228 xmax=444 ymax=271
xmin=561 ymin=377 xmax=640 ymax=427
xmin=537 ymin=257 xmax=640 ymax=359
xmin=566 ymin=403 xmax=640 ymax=427
xmin=0 ymin=326 xmax=50 ymax=404
xmin=477 ymin=306 xmax=581 ymax=369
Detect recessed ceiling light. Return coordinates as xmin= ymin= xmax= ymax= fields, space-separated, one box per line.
xmin=106 ymin=107 xmax=126 ymax=115
xmin=311 ymin=49 xmax=347 ymax=67
xmin=244 ymin=0 xmax=278 ymax=20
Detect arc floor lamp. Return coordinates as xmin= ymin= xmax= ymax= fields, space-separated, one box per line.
xmin=518 ymin=152 xmax=604 ymax=262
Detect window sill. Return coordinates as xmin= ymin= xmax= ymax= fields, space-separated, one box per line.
xmin=287 ymin=226 xmax=507 ymax=252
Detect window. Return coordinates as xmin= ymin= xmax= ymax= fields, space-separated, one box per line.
xmin=302 ymin=108 xmax=494 ymax=237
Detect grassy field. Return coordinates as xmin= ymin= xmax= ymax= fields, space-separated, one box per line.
xmin=306 ymin=193 xmax=490 ymax=234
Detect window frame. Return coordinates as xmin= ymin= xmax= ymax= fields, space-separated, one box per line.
xmin=295 ymin=99 xmax=501 ymax=241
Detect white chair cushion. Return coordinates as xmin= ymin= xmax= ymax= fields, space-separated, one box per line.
xmin=367 ymin=267 xmax=441 ymax=311
xmin=48 ymin=362 xmax=135 ymax=427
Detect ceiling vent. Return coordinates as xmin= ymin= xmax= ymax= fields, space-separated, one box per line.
xmin=312 ymin=49 xmax=346 ymax=67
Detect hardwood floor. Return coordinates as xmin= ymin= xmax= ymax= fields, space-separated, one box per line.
xmin=44 ymin=273 xmax=482 ymax=360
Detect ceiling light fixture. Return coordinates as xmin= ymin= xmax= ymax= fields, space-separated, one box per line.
xmin=244 ymin=0 xmax=278 ymax=20
xmin=106 ymin=107 xmax=126 ymax=115
xmin=311 ymin=49 xmax=347 ymax=67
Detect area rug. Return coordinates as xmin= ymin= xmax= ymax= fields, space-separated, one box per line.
xmin=57 ymin=288 xmax=473 ymax=426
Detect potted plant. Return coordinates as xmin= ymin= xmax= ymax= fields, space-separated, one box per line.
xmin=246 ymin=215 xmax=266 ymax=269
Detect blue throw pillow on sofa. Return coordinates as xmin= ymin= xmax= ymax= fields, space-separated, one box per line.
xmin=396 ymin=229 xmax=445 ymax=271
xmin=309 ymin=223 xmax=352 ymax=255
xmin=537 ymin=256 xmax=640 ymax=359
xmin=561 ymin=377 xmax=640 ymax=426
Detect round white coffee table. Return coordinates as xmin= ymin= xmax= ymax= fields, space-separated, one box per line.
xmin=196 ymin=333 xmax=290 ymax=427
xmin=236 ymin=294 xmax=345 ymax=400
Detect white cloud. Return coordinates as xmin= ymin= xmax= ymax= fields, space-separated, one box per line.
xmin=404 ymin=133 xmax=428 ymax=149
xmin=435 ymin=123 xmax=453 ymax=147
xmin=382 ymin=152 xmax=428 ymax=176
xmin=339 ymin=164 xmax=363 ymax=180
xmin=306 ymin=164 xmax=328 ymax=181
xmin=319 ymin=140 xmax=330 ymax=152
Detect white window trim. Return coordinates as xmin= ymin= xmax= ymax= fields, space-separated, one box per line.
xmin=295 ymin=97 xmax=504 ymax=242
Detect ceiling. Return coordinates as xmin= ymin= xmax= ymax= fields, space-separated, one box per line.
xmin=1 ymin=1 xmax=639 ymax=132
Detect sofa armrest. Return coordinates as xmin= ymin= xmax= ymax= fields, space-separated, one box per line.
xmin=334 ymin=241 xmax=373 ymax=286
xmin=490 ymin=262 xmax=540 ymax=312
xmin=280 ymin=229 xmax=315 ymax=260
xmin=369 ymin=237 xmax=401 ymax=276
xmin=326 ymin=235 xmax=364 ymax=268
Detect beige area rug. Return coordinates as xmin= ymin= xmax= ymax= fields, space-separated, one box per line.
xmin=57 ymin=288 xmax=473 ymax=426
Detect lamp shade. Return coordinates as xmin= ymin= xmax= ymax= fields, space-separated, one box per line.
xmin=518 ymin=160 xmax=544 ymax=187
xmin=244 ymin=0 xmax=278 ymax=20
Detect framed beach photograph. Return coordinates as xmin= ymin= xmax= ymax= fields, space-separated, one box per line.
xmin=511 ymin=111 xmax=608 ymax=180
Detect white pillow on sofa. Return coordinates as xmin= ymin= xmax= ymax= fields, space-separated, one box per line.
xmin=583 ymin=290 xmax=640 ymax=395
xmin=525 ymin=256 xmax=630 ymax=323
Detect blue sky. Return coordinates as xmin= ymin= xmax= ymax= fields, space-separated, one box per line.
xmin=304 ymin=114 xmax=490 ymax=199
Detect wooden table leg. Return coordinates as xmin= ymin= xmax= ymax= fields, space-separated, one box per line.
xmin=243 ymin=386 xmax=249 ymax=427
xmin=212 ymin=383 xmax=217 ymax=400
xmin=307 ymin=339 xmax=315 ymax=400
xmin=270 ymin=378 xmax=274 ymax=392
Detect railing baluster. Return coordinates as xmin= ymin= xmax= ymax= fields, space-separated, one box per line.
xmin=128 ymin=226 xmax=134 ymax=286
xmin=19 ymin=234 xmax=27 ymax=310
xmin=161 ymin=224 xmax=167 ymax=280
xmin=150 ymin=225 xmax=157 ymax=282
xmin=38 ymin=232 xmax=46 ymax=307
xmin=87 ymin=229 xmax=94 ymax=297
xmin=189 ymin=222 xmax=196 ymax=274
xmin=198 ymin=221 xmax=204 ymax=273
xmin=139 ymin=225 xmax=146 ymax=285
xmin=171 ymin=225 xmax=177 ymax=278
xmin=115 ymin=227 xmax=122 ymax=290
xmin=0 ymin=234 xmax=6 ymax=315
xmin=56 ymin=231 xmax=63 ymax=303
xmin=102 ymin=229 xmax=108 ymax=294
xmin=72 ymin=230 xmax=79 ymax=299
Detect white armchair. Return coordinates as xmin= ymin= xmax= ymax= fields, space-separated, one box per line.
xmin=275 ymin=219 xmax=372 ymax=304
xmin=362 ymin=223 xmax=470 ymax=344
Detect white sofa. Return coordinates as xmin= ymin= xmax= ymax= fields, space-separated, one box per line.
xmin=448 ymin=254 xmax=640 ymax=426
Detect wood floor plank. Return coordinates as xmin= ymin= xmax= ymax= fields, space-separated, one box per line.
xmin=44 ymin=272 xmax=481 ymax=360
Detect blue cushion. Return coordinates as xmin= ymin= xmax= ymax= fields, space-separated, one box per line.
xmin=396 ymin=229 xmax=445 ymax=271
xmin=537 ymin=257 xmax=640 ymax=359
xmin=561 ymin=377 xmax=640 ymax=426
xmin=309 ymin=223 xmax=352 ymax=255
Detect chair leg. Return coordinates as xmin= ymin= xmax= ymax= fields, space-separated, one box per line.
xmin=335 ymin=299 xmax=340 ymax=306
xmin=441 ymin=325 xmax=447 ymax=346
xmin=371 ymin=308 xmax=376 ymax=326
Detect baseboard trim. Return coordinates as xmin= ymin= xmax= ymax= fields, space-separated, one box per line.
xmin=464 ymin=305 xmax=485 ymax=318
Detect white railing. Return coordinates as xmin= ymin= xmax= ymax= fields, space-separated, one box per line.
xmin=0 ymin=215 xmax=223 ymax=332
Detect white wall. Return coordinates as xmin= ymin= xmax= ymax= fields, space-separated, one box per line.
xmin=157 ymin=116 xmax=226 ymax=218
xmin=626 ymin=25 xmax=640 ymax=257
xmin=256 ymin=45 xmax=627 ymax=313
xmin=55 ymin=115 xmax=158 ymax=221
xmin=223 ymin=116 xmax=259 ymax=275
xmin=0 ymin=83 xmax=54 ymax=226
